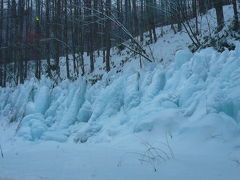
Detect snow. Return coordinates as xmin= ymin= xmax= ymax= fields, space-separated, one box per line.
xmin=0 ymin=4 xmax=240 ymax=180
xmin=0 ymin=135 xmax=240 ymax=180
xmin=1 ymin=42 xmax=240 ymax=179
xmin=174 ymin=50 xmax=193 ymax=70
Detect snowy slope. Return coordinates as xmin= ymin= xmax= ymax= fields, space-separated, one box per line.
xmin=21 ymin=5 xmax=235 ymax=84
xmin=0 ymin=4 xmax=240 ymax=180
xmin=1 ymin=41 xmax=240 ymax=180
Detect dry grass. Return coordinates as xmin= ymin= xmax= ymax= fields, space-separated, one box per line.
xmin=134 ymin=132 xmax=175 ymax=172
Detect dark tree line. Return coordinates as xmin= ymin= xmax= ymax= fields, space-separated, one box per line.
xmin=0 ymin=0 xmax=237 ymax=86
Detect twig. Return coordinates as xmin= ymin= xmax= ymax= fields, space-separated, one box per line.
xmin=0 ymin=144 xmax=4 ymax=158
xmin=70 ymin=4 xmax=153 ymax=63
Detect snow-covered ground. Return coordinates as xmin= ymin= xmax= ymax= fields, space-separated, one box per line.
xmin=1 ymin=5 xmax=240 ymax=180
xmin=0 ymin=137 xmax=240 ymax=180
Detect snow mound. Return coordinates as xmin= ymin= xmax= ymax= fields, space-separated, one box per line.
xmin=1 ymin=43 xmax=240 ymax=143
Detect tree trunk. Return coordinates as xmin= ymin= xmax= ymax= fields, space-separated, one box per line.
xmin=232 ymin=0 xmax=239 ymax=30
xmin=64 ymin=0 xmax=70 ymax=79
xmin=45 ymin=0 xmax=52 ymax=78
xmin=0 ymin=0 xmax=3 ymax=86
xmin=105 ymin=0 xmax=112 ymax=72
xmin=214 ymin=0 xmax=224 ymax=31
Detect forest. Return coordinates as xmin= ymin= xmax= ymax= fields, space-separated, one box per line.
xmin=0 ymin=0 xmax=237 ymax=86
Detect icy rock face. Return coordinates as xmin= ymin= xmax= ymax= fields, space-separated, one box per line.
xmin=174 ymin=49 xmax=193 ymax=70
xmin=123 ymin=73 xmax=141 ymax=110
xmin=18 ymin=113 xmax=46 ymax=140
xmin=25 ymin=86 xmax=50 ymax=115
xmin=1 ymin=44 xmax=240 ymax=142
xmin=0 ymin=81 xmax=34 ymax=123
xmin=59 ymin=80 xmax=87 ymax=128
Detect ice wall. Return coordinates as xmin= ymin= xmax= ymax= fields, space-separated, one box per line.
xmin=1 ymin=43 xmax=240 ymax=142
